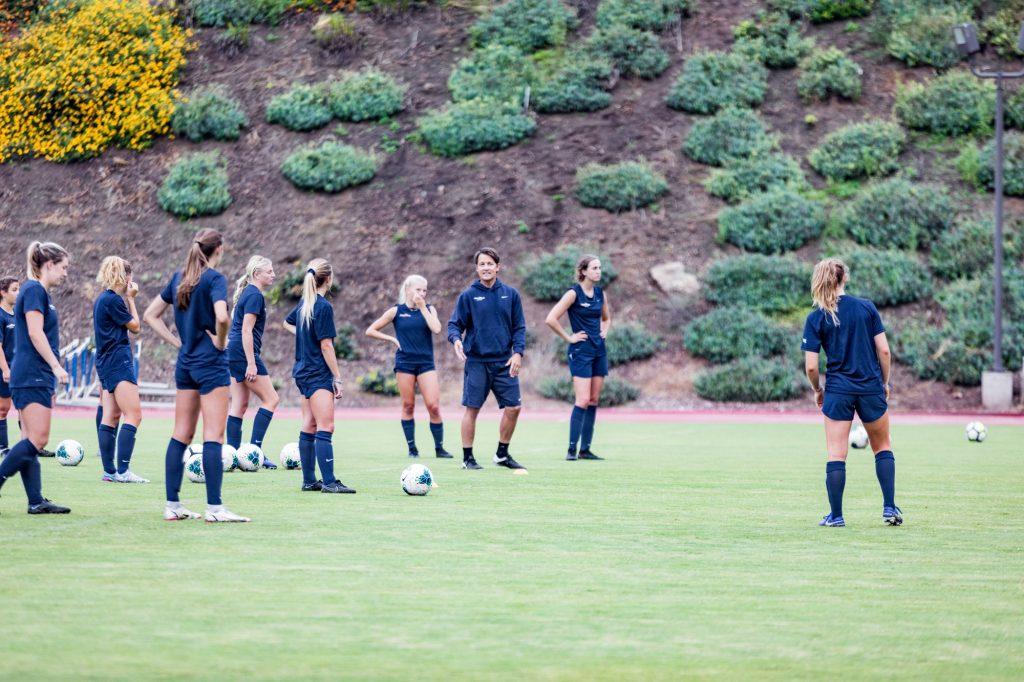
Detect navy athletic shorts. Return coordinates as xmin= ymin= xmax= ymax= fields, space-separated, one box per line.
xmin=462 ymin=359 xmax=521 ymax=409
xmin=296 ymin=376 xmax=334 ymax=399
xmin=229 ymin=357 xmax=269 ymax=383
xmin=175 ymin=362 xmax=230 ymax=395
xmin=12 ymin=386 xmax=54 ymax=411
xmin=394 ymin=360 xmax=435 ymax=376
xmin=568 ymin=351 xmax=608 ymax=379
xmin=822 ymin=391 xmax=887 ymax=423
xmin=0 ymin=378 xmax=10 ymax=399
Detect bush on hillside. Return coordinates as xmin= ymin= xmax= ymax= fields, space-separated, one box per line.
xmin=357 ymin=369 xmax=399 ymax=396
xmin=683 ymin=108 xmax=776 ymax=166
xmin=328 ymin=69 xmax=406 ymax=122
xmin=532 ymin=52 xmax=613 ymax=113
xmin=448 ymin=44 xmax=537 ymax=104
xmin=574 ymin=161 xmax=668 ymax=212
xmin=807 ymin=120 xmax=905 ymax=181
xmin=265 ymin=84 xmax=333 ymax=132
xmin=584 ymin=25 xmax=670 ymax=80
xmin=683 ymin=308 xmax=790 ymax=363
xmin=733 ymin=11 xmax=814 ymax=68
xmin=538 ymin=376 xmax=640 ymax=406
xmin=894 ymin=70 xmax=994 ymax=137
xmin=470 ymin=0 xmax=577 ymax=52
xmin=416 ymin=99 xmax=537 ymax=157
xmin=595 ymin=0 xmax=688 ymax=31
xmin=334 ymin=324 xmax=360 ymax=360
xmin=311 ymin=13 xmax=360 ymax=53
xmin=973 ymin=132 xmax=1024 ymax=196
xmin=158 ymin=152 xmax=231 ymax=219
xmin=704 ymin=153 xmax=809 ymax=203
xmin=886 ymin=4 xmax=968 ymax=68
xmin=191 ymin=0 xmax=290 ymax=27
xmin=842 ymin=247 xmax=932 ymax=306
xmin=1006 ymin=88 xmax=1024 ymax=129
xmin=982 ymin=1 xmax=1024 ymax=58
xmin=665 ymin=50 xmax=769 ymax=114
xmin=171 ymin=86 xmax=248 ymax=142
xmin=834 ymin=178 xmax=954 ymax=250
xmin=519 ymin=246 xmax=619 ymax=301
xmin=717 ymin=189 xmax=825 ymax=254
xmin=767 ymin=0 xmax=874 ymax=23
xmin=281 ymin=141 xmax=377 ymax=193
xmin=604 ymin=323 xmax=661 ymax=366
xmin=704 ymin=255 xmax=812 ymax=312
xmin=796 ymin=47 xmax=862 ymax=101
xmin=930 ymin=219 xmax=1024 ymax=280
xmin=695 ymin=357 xmax=802 ymax=402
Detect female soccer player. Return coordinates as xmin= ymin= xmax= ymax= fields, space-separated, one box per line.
xmin=283 ymin=259 xmax=355 ymax=494
xmin=144 ymin=229 xmax=249 ymax=522
xmin=0 ymin=242 xmax=71 ymax=514
xmin=226 ymin=255 xmax=279 ymax=467
xmin=0 ymin=277 xmax=19 ymax=458
xmin=93 ymin=256 xmax=146 ymax=483
xmin=544 ymin=255 xmax=611 ymax=461
xmin=801 ymin=257 xmax=901 ymax=528
xmin=365 ymin=274 xmax=451 ymax=459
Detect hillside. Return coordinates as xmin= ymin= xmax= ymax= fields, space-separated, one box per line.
xmin=1 ymin=0 xmax=1022 ymax=411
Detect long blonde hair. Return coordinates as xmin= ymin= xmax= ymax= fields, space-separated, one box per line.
xmin=811 ymin=257 xmax=848 ymax=326
xmin=300 ymin=258 xmax=332 ymax=327
xmin=26 ymin=241 xmax=69 ymax=280
xmin=234 ymin=255 xmax=272 ymax=305
xmin=96 ymin=256 xmax=132 ymax=292
xmin=398 ymin=274 xmax=427 ymax=306
xmin=178 ymin=228 xmax=223 ymax=310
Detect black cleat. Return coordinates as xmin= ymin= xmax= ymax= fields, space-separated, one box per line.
xmin=578 ymin=450 xmax=604 ymax=461
xmin=408 ymin=449 xmax=420 ymax=459
xmin=37 ymin=448 xmax=55 ymax=458
xmin=494 ymin=454 xmax=526 ymax=470
xmin=321 ymin=480 xmax=356 ymax=494
xmin=566 ymin=450 xmax=578 ymax=461
xmin=462 ymin=457 xmax=483 ymax=470
xmin=28 ymin=498 xmax=70 ymax=514
xmin=435 ymin=448 xmax=453 ymax=459
xmin=301 ymin=480 xmax=324 ymax=492
xmin=262 ymin=459 xmax=278 ymax=470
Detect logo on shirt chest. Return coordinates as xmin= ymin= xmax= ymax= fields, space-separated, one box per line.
xmin=473 ymin=296 xmax=486 ymax=302
xmin=399 ymin=313 xmax=412 ymax=318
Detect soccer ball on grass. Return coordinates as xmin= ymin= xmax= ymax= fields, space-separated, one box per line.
xmin=236 ymin=444 xmax=263 ymax=471
xmin=965 ymin=421 xmax=987 ymax=442
xmin=55 ymin=439 xmax=85 ymax=466
xmin=401 ymin=463 xmax=433 ymax=496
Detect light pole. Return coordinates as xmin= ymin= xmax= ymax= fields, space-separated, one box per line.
xmin=953 ymin=22 xmax=1024 ymax=408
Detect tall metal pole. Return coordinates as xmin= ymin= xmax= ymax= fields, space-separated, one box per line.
xmin=994 ymin=74 xmax=1005 ymax=373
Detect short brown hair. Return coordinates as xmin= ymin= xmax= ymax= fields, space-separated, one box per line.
xmin=576 ymin=254 xmax=599 ymax=282
xmin=0 ymin=277 xmax=17 ymax=294
xmin=474 ymin=247 xmax=500 ymax=265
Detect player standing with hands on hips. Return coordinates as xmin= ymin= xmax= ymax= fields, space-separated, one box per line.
xmin=447 ymin=248 xmax=527 ymax=471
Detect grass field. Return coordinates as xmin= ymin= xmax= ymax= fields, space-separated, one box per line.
xmin=1 ymin=416 xmax=1022 ymax=680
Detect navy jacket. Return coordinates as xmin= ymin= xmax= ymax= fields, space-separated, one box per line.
xmin=447 ymin=279 xmax=526 ymax=362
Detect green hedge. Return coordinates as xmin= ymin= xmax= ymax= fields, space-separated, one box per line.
xmin=532 ymin=52 xmax=613 ymax=114
xmin=281 ymin=141 xmax=377 ymax=193
xmin=796 ymin=47 xmax=862 ymax=101
xmin=190 ymin=0 xmax=289 ymax=27
xmin=665 ymin=50 xmax=768 ymax=114
xmin=357 ymin=369 xmax=399 ymax=396
xmin=767 ymin=0 xmax=873 ymax=23
xmin=930 ymin=219 xmax=1024 ymax=280
xmin=538 ymin=376 xmax=640 ymax=406
xmin=705 ymin=254 xmax=812 ymax=312
xmin=733 ymin=12 xmax=814 ymax=68
xmin=334 ymin=323 xmax=360 ymax=360
xmin=520 ymin=246 xmax=619 ymax=301
xmin=705 ymin=153 xmax=809 ymax=203
xmin=885 ymin=3 xmax=968 ymax=69
xmin=973 ymin=133 xmax=1024 ymax=196
xmin=717 ymin=189 xmax=825 ymax=254
xmin=895 ymin=70 xmax=994 ymax=137
xmin=266 ymin=84 xmax=332 ymax=132
xmin=448 ymin=44 xmax=536 ymax=104
xmin=575 ymin=160 xmax=668 ymax=212
xmin=808 ymin=120 xmax=905 ymax=181
xmin=417 ymin=99 xmax=537 ymax=157
xmin=694 ymin=357 xmax=802 ymax=402
xmin=683 ymin=107 xmax=775 ymax=166
xmin=171 ymin=86 xmax=248 ymax=142
xmin=604 ymin=322 xmax=661 ymax=366
xmin=328 ymin=69 xmax=405 ymax=122
xmin=595 ymin=0 xmax=688 ymax=31
xmin=834 ymin=178 xmax=954 ymax=250
xmin=584 ymin=25 xmax=670 ymax=80
xmin=683 ymin=307 xmax=791 ymax=363
xmin=158 ymin=152 xmax=231 ymax=219
xmin=982 ymin=1 xmax=1024 ymax=58
xmin=842 ymin=246 xmax=932 ymax=306
xmin=470 ymin=0 xmax=577 ymax=52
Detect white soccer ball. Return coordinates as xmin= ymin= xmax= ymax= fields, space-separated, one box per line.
xmin=236 ymin=444 xmax=263 ymax=471
xmin=401 ymin=463 xmax=433 ymax=496
xmin=185 ymin=452 xmax=205 ymax=483
xmin=849 ymin=424 xmax=869 ymax=449
xmin=184 ymin=442 xmax=203 ymax=463
xmin=279 ymin=442 xmax=301 ymax=470
xmin=966 ymin=421 xmax=987 ymax=443
xmin=221 ymin=444 xmax=238 ymax=472
xmin=55 ymin=439 xmax=85 ymax=466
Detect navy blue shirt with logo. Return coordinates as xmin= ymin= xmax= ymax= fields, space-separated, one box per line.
xmin=0 ymin=306 xmax=16 ymax=369
xmin=393 ymin=303 xmax=435 ymax=363
xmin=11 ymin=280 xmax=59 ymax=389
xmin=566 ymin=283 xmax=605 ymax=358
xmin=160 ymin=269 xmax=229 ymax=370
xmin=93 ymin=289 xmax=134 ymax=372
xmin=446 ymin=279 xmax=526 ymax=362
xmin=286 ymin=296 xmax=336 ymax=383
xmin=227 ymin=284 xmax=267 ymax=363
xmin=801 ymin=295 xmax=885 ymax=395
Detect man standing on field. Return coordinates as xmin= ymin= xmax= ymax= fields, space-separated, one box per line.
xmin=447 ymin=247 xmax=527 ymax=471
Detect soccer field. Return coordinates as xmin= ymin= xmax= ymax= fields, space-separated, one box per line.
xmin=2 ymin=417 xmax=1022 ymax=680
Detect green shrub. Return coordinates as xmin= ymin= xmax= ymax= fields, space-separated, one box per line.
xmin=158 ymin=152 xmax=231 ymax=219
xmin=281 ymin=141 xmax=377 ymax=193
xmin=595 ymin=0 xmax=687 ymax=31
xmin=266 ymin=84 xmax=332 ymax=132
xmin=532 ymin=52 xmax=613 ymax=113
xmin=834 ymin=178 xmax=954 ymax=250
xmin=894 ymin=70 xmax=994 ymax=137
xmin=767 ymin=0 xmax=873 ymax=23
xmin=808 ymin=120 xmax=905 ymax=181
xmin=190 ymin=0 xmax=290 ymax=27
xmin=842 ymin=247 xmax=932 ymax=306
xmin=267 ymin=265 xmax=340 ymax=304
xmin=311 ymin=12 xmax=359 ymax=52
xmin=704 ymin=254 xmax=812 ymax=312
xmin=683 ymin=308 xmax=790 ymax=362
xmin=584 ymin=25 xmax=670 ymax=80
xmin=717 ymin=189 xmax=825 ymax=254
xmin=893 ymin=321 xmax=988 ymax=386
xmin=448 ymin=44 xmax=537 ymax=104
xmin=171 ymin=86 xmax=247 ymax=143
xmin=796 ymin=47 xmax=862 ymax=101
xmin=605 ymin=322 xmax=661 ymax=366
xmin=931 ymin=219 xmax=1024 ymax=280
xmin=666 ymin=50 xmax=768 ymax=114
xmin=538 ymin=376 xmax=640 ymax=406
xmin=733 ymin=12 xmax=814 ymax=68
xmin=334 ymin=324 xmax=360 ymax=360
xmin=982 ymin=1 xmax=1024 ymax=58
xmin=574 ymin=161 xmax=668 ymax=212
xmin=1006 ymin=88 xmax=1024 ymax=129
xmin=886 ymin=4 xmax=968 ymax=68
xmin=470 ymin=0 xmax=577 ymax=52
xmin=972 ymin=132 xmax=1024 ymax=196
xmin=520 ymin=246 xmax=619 ymax=301
xmin=416 ymin=98 xmax=537 ymax=157
xmin=357 ymin=369 xmax=399 ymax=396
xmin=328 ymin=69 xmax=405 ymax=122
xmin=694 ymin=357 xmax=802 ymax=402
xmin=683 ymin=107 xmax=776 ymax=166
xmin=704 ymin=153 xmax=809 ymax=203
xmin=214 ymin=24 xmax=251 ymax=55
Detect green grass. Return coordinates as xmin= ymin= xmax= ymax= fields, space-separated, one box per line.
xmin=2 ymin=417 xmax=1022 ymax=679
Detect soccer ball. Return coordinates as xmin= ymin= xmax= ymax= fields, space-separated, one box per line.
xmin=401 ymin=463 xmax=433 ymax=496
xmin=221 ymin=444 xmax=238 ymax=472
xmin=55 ymin=439 xmax=85 ymax=466
xmin=966 ymin=421 xmax=987 ymax=443
xmin=279 ymin=442 xmax=301 ymax=469
xmin=849 ymin=424 xmax=869 ymax=449
xmin=236 ymin=444 xmax=263 ymax=471
xmin=185 ymin=452 xmax=205 ymax=483
xmin=184 ymin=443 xmax=203 ymax=463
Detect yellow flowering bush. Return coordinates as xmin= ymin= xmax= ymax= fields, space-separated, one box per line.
xmin=0 ymin=0 xmax=191 ymax=162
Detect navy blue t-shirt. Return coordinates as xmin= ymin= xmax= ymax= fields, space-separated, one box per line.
xmin=801 ymin=295 xmax=885 ymax=395
xmin=286 ymin=296 xmax=336 ymax=383
xmin=567 ymin=284 xmax=606 ymax=358
xmin=160 ymin=269 xmax=228 ymax=370
xmin=11 ymin=280 xmax=59 ymax=389
xmin=93 ymin=289 xmax=134 ymax=370
xmin=0 ymin=307 xmax=16 ymax=369
xmin=393 ymin=303 xmax=435 ymax=363
xmin=227 ymin=284 xmax=267 ymax=363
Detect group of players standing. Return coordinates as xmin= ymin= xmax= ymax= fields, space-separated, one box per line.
xmin=0 ymin=232 xmax=613 ymax=523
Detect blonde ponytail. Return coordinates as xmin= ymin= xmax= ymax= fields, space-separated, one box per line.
xmin=96 ymin=256 xmax=132 ymax=292
xmin=300 ymin=258 xmax=332 ymax=327
xmin=398 ymin=274 xmax=427 ymax=305
xmin=26 ymin=241 xmax=69 ymax=280
xmin=234 ymin=255 xmax=272 ymax=305
xmin=811 ymin=257 xmax=847 ymax=326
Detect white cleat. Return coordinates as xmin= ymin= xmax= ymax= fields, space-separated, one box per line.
xmin=164 ymin=505 xmax=201 ymax=521
xmin=115 ymin=470 xmax=150 ymax=484
xmin=204 ymin=507 xmax=251 ymax=523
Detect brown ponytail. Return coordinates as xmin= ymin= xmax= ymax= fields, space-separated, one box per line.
xmin=178 ymin=229 xmax=223 ymax=310
xmin=811 ymin=257 xmax=847 ymax=326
